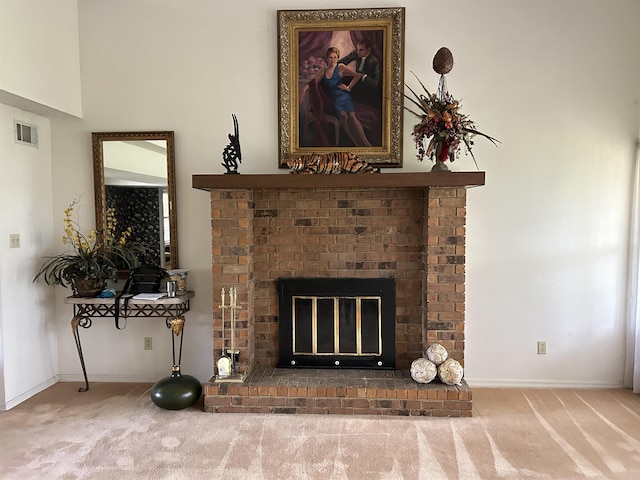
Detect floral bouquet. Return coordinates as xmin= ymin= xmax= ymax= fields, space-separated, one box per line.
xmin=404 ymin=48 xmax=499 ymax=169
xmin=299 ymin=55 xmax=327 ymax=83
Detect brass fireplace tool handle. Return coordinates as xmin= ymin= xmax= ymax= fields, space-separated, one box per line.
xmin=217 ymin=287 xmax=243 ymax=381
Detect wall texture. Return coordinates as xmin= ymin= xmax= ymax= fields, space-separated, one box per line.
xmin=0 ymin=104 xmax=57 ymax=409
xmin=6 ymin=0 xmax=640 ymax=394
xmin=0 ymin=0 xmax=82 ymax=117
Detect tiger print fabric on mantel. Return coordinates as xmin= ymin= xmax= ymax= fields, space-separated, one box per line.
xmin=286 ymin=152 xmax=379 ymax=174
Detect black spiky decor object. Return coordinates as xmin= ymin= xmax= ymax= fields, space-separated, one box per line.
xmin=221 ymin=114 xmax=242 ymax=174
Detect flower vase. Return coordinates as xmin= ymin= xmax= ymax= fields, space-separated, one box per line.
xmin=431 ymin=141 xmax=453 ymax=172
xmin=73 ymin=276 xmax=107 ymax=297
xmin=151 ymin=365 xmax=202 ymax=410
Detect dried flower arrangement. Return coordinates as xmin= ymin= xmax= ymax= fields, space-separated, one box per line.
xmin=404 ymin=47 xmax=499 ymax=170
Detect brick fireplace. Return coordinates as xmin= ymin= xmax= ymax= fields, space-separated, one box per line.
xmin=193 ymin=172 xmax=484 ymax=416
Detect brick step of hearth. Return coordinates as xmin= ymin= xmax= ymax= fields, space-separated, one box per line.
xmin=203 ymin=366 xmax=471 ymax=416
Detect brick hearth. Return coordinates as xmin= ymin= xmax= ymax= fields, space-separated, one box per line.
xmin=205 ymin=367 xmax=471 ymax=416
xmin=193 ymin=172 xmax=484 ymax=416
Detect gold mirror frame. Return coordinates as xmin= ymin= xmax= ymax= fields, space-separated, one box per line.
xmin=92 ymin=131 xmax=179 ymax=269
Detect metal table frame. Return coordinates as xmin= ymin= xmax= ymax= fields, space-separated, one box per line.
xmin=64 ymin=292 xmax=194 ymax=392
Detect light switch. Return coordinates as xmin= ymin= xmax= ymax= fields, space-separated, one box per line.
xmin=9 ymin=234 xmax=20 ymax=248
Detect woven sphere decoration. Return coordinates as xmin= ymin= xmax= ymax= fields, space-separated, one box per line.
xmin=432 ymin=47 xmax=454 ymax=75
xmin=426 ymin=343 xmax=449 ymax=365
xmin=410 ymin=357 xmax=437 ymax=384
xmin=438 ymin=358 xmax=464 ymax=385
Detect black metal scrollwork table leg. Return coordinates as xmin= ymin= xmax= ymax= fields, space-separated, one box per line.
xmin=71 ymin=314 xmax=93 ymax=392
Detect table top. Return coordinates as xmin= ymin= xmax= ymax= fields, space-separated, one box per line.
xmin=64 ymin=291 xmax=194 ymax=305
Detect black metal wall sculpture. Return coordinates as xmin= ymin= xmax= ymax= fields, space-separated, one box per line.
xmin=221 ymin=114 xmax=242 ymax=174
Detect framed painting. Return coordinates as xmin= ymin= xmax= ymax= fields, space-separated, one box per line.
xmin=277 ymin=7 xmax=405 ymax=168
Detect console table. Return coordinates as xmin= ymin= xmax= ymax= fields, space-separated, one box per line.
xmin=64 ymin=292 xmax=194 ymax=392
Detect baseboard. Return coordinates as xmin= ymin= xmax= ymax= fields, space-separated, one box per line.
xmin=1 ymin=376 xmax=58 ymax=411
xmin=56 ymin=374 xmax=626 ymax=390
xmin=465 ymin=377 xmax=625 ymax=389
xmin=57 ymin=373 xmax=211 ymax=384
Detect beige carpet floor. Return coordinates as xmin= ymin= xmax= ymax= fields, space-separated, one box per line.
xmin=0 ymin=383 xmax=639 ymax=479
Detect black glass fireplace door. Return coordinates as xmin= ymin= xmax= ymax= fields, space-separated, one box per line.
xmin=278 ymin=278 xmax=395 ymax=369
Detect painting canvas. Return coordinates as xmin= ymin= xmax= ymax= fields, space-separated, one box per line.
xmin=277 ymin=8 xmax=405 ymax=168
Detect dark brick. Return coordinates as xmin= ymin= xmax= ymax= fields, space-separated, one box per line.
xmin=446 ymin=255 xmax=465 ymax=264
xmin=377 ymin=262 xmax=397 ymax=270
xmin=271 ymin=407 xmax=298 ymax=414
xmin=351 ymin=209 xmax=372 ymax=216
xmin=255 ymin=209 xmax=278 ymax=217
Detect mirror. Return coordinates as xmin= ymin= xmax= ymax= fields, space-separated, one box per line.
xmin=92 ymin=131 xmax=179 ymax=269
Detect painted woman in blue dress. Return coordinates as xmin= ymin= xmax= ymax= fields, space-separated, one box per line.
xmin=315 ymin=47 xmax=372 ymax=147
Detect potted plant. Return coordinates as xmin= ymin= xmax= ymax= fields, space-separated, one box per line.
xmin=33 ymin=200 xmax=146 ymax=297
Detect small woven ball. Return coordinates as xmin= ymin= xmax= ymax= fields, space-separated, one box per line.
xmin=410 ymin=357 xmax=437 ymax=384
xmin=432 ymin=47 xmax=454 ymax=75
xmin=438 ymin=358 xmax=464 ymax=385
xmin=426 ymin=343 xmax=449 ymax=365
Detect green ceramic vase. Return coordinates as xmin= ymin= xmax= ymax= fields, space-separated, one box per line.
xmin=150 ymin=366 xmax=202 ymax=410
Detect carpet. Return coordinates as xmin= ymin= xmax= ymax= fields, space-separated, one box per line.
xmin=0 ymin=383 xmax=639 ymax=479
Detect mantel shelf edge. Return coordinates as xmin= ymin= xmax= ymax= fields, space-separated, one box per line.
xmin=192 ymin=172 xmax=485 ymax=191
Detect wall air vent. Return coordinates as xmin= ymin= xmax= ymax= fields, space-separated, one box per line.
xmin=14 ymin=120 xmax=38 ymax=147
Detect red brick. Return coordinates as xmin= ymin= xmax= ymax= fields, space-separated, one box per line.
xmin=341 ymin=399 xmax=370 ymax=409
xmin=326 ymin=408 xmax=354 ymax=415
xmin=316 ymin=398 xmax=341 ymax=408
xmin=353 ymin=408 xmax=383 ymax=415
xmin=259 ymin=397 xmax=285 ymax=407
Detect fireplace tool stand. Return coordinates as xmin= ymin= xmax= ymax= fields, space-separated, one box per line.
xmin=216 ymin=287 xmax=245 ymax=382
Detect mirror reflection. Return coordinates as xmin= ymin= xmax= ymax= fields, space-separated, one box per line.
xmin=92 ymin=131 xmax=178 ymax=269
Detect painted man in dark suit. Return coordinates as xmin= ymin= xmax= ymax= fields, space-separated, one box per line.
xmin=338 ymin=39 xmax=381 ymax=106
xmin=338 ymin=39 xmax=382 ymax=145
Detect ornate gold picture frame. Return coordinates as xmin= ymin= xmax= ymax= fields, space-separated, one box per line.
xmin=277 ymin=7 xmax=405 ymax=168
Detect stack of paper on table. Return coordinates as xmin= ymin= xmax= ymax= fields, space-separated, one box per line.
xmin=132 ymin=293 xmax=166 ymax=300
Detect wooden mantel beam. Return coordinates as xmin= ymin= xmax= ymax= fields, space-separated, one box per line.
xmin=192 ymin=172 xmax=485 ymax=191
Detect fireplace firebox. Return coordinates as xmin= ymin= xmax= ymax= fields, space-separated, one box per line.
xmin=278 ymin=278 xmax=395 ymax=369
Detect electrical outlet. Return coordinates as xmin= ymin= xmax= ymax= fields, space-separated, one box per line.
xmin=537 ymin=341 xmax=547 ymax=355
xmin=9 ymin=234 xmax=20 ymax=248
xmin=144 ymin=337 xmax=153 ymax=350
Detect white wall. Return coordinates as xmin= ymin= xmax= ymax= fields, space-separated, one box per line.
xmin=0 ymin=0 xmax=82 ymax=408
xmin=458 ymin=1 xmax=640 ymax=386
xmin=0 ymin=0 xmax=82 ymax=117
xmin=34 ymin=0 xmax=640 ymax=389
xmin=0 ymin=104 xmax=58 ymax=409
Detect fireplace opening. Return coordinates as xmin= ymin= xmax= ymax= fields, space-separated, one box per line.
xmin=278 ymin=278 xmax=396 ymax=369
